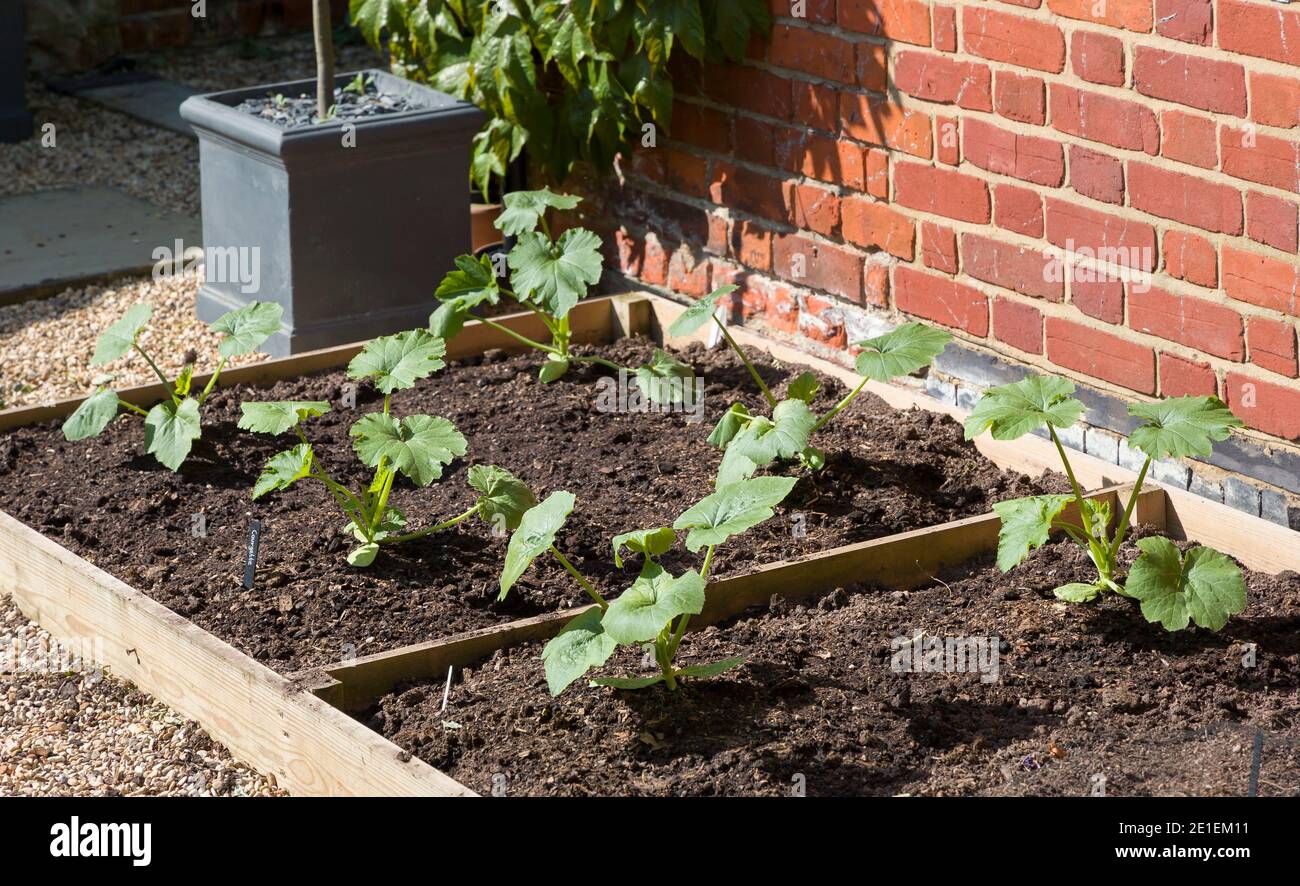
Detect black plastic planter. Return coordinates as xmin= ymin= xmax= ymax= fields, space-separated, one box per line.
xmin=179 ymin=70 xmax=483 ymax=355
xmin=0 ymin=1 xmax=33 ymax=144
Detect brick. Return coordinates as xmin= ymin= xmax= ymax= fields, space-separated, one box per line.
xmin=1046 ymin=318 xmax=1156 ymax=394
xmin=895 ymin=266 xmax=990 ymax=335
xmin=840 ymin=93 xmax=932 ymax=158
xmin=994 ymin=72 xmax=1046 ymax=125
xmin=709 ymin=162 xmax=786 ymax=222
xmin=1127 ymin=162 xmax=1242 ymax=235
xmin=857 ymin=43 xmax=889 ymax=92
xmin=1163 ymin=230 xmax=1218 ymax=288
xmin=893 ymin=51 xmax=992 ymax=110
xmin=922 ymin=223 xmax=959 ymax=273
xmin=962 ymin=232 xmax=1064 ymax=301
xmin=1129 ymin=286 xmax=1245 ymax=360
xmin=1222 ymin=247 xmax=1300 ymax=315
xmin=1069 ymin=146 xmax=1123 ymax=205
xmin=671 ymin=102 xmax=731 ymax=154
xmin=1221 ymin=127 xmax=1300 ymax=193
xmin=1219 ymin=0 xmax=1300 ymax=67
xmin=783 ymin=182 xmax=840 ymax=237
xmin=994 ymin=184 xmax=1043 ymax=237
xmin=735 ymin=117 xmax=777 ymax=166
xmin=1045 ymin=199 xmax=1157 ymax=270
xmin=866 ymin=149 xmax=889 ymax=198
xmin=1046 ymin=0 xmax=1152 ymax=31
xmin=963 ymin=118 xmax=1064 ymax=187
xmin=1160 ymin=111 xmax=1217 ymax=169
xmin=936 ymin=116 xmax=960 ymax=165
xmin=1247 ymin=316 xmax=1300 ymax=377
xmin=864 ymin=260 xmax=890 ymax=307
xmin=1226 ymin=371 xmax=1300 ymax=439
xmin=752 ymin=277 xmax=800 ymax=332
xmin=1133 ymin=47 xmax=1246 ymax=117
xmin=798 ymin=293 xmax=849 ymax=349
xmin=1049 ymin=85 xmax=1159 ymax=154
xmin=793 ymin=81 xmax=839 ymax=132
xmin=1155 ymin=0 xmax=1213 ymax=45
xmin=667 ymin=246 xmax=712 ymax=296
xmin=934 ymin=5 xmax=958 ymax=51
xmin=838 ymin=0 xmax=932 ymax=46
xmin=1250 ymin=72 xmax=1300 ymax=130
xmin=639 ymin=233 xmax=670 ymax=286
xmin=963 ymin=8 xmax=1066 ymax=73
xmin=780 ymin=0 xmax=836 ymax=24
xmin=1247 ymin=192 xmax=1299 ymax=254
xmin=706 ymin=212 xmax=730 ymax=255
xmin=895 ymin=162 xmax=991 ymax=223
xmin=841 ymin=195 xmax=916 ymax=260
xmin=993 ymin=297 xmax=1044 ymax=353
xmin=772 ymin=234 xmax=863 ymax=302
xmin=660 ymin=147 xmax=710 ymax=198
xmin=781 ymin=132 xmax=867 ymax=190
xmin=703 ymin=64 xmax=792 ymax=119
xmin=768 ymin=24 xmax=855 ymax=82
xmin=733 ymin=220 xmax=773 ymax=271
xmin=1070 ymin=31 xmax=1125 ymax=87
xmin=1071 ymin=273 xmax=1124 ymax=324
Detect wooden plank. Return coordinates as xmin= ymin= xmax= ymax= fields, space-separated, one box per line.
xmin=0 ymin=512 xmax=473 ymax=797
xmin=0 ymin=297 xmax=616 ymax=432
xmin=305 ymin=484 xmax=1154 ymax=712
xmin=1162 ymin=485 xmax=1300 ymax=574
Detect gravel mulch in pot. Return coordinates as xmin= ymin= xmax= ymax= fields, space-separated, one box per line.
xmin=371 ymin=530 xmax=1300 ymax=797
xmin=0 ymin=596 xmax=284 ymax=797
xmin=0 ymin=338 xmax=1069 ymax=672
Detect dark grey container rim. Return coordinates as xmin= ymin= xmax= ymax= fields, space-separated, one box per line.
xmin=180 ymin=68 xmax=484 ymax=159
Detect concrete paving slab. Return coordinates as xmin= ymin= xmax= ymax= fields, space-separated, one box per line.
xmin=0 ymin=187 xmax=200 ymax=303
xmin=50 ymin=72 xmax=198 ymax=137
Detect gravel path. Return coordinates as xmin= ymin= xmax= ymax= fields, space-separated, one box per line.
xmin=1 ymin=595 xmax=285 ymax=797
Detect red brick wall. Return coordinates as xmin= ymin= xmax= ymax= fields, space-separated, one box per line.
xmin=596 ymin=0 xmax=1300 ymax=453
xmin=115 ymin=1 xmax=341 ymax=51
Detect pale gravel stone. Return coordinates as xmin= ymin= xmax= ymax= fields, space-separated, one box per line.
xmin=0 ymin=595 xmax=284 ymax=797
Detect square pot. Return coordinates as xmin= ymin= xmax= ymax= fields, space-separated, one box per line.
xmin=179 ymin=69 xmax=484 ymax=355
xmin=0 ymin=2 xmax=33 ymax=144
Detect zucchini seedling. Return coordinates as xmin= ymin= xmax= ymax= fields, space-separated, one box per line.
xmin=430 ymin=188 xmax=691 ymax=401
xmin=671 ymin=286 xmax=952 ymax=484
xmin=240 ymin=329 xmax=534 ymax=566
xmin=497 ymin=474 xmax=797 ymax=695
xmin=62 ymin=301 xmax=283 ymax=470
xmin=964 ymin=375 xmax=1247 ymax=631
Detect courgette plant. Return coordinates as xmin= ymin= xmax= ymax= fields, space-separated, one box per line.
xmin=497 ymin=474 xmax=796 ymax=695
xmin=62 ymin=301 xmax=283 ymax=470
xmin=964 ymin=375 xmax=1248 ymax=631
xmin=240 ymin=328 xmax=533 ymax=567
xmin=431 ymin=187 xmax=690 ymax=401
xmin=670 ymin=286 xmax=952 ymax=485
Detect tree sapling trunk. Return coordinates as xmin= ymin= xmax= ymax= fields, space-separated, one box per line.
xmin=313 ymin=0 xmax=335 ymax=120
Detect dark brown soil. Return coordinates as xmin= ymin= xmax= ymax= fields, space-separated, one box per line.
xmin=0 ymin=338 xmax=1065 ymax=672
xmin=371 ymin=530 xmax=1300 ymax=797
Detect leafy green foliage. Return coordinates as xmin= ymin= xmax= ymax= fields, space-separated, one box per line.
xmin=350 ymin=0 xmax=771 ymax=195
xmin=495 ymin=188 xmax=581 ymax=237
xmin=786 ymin=372 xmax=820 ymax=403
xmin=667 ymin=285 xmax=736 ymax=338
xmin=347 ymin=329 xmax=447 ymax=394
xmin=238 ymin=401 xmax=331 ymax=436
xmin=964 ymin=375 xmax=1085 ymax=441
xmin=468 ymin=464 xmax=537 ymax=532
xmin=854 ymin=322 xmax=952 ymax=382
xmin=673 ymin=476 xmax=798 ymax=552
xmin=602 ymin=565 xmax=705 ymax=644
xmin=611 ymin=527 xmax=676 ymax=568
xmin=350 ymin=413 xmax=467 ymax=487
xmin=508 ymin=229 xmax=603 ymax=319
xmin=500 ymin=491 xmax=575 ymax=599
xmin=541 ymin=607 xmax=617 ymax=696
xmin=64 ymin=301 xmax=283 ymax=470
xmin=632 ymin=349 xmax=695 ymax=404
xmin=976 ymin=378 xmax=1247 ymax=633
xmin=252 ymin=443 xmax=314 ymax=499
xmin=727 ymin=399 xmax=816 ymax=467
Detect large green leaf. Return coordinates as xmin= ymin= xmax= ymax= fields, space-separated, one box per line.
xmin=238 ymin=400 xmax=331 ymax=436
xmin=673 ymin=475 xmax=798 ymax=552
xmin=349 ymin=413 xmax=467 ymax=487
xmin=591 ymin=673 xmax=666 ymax=690
xmin=1127 ymin=396 xmax=1243 ymax=461
xmin=499 ymin=491 xmax=576 ymax=599
xmin=1053 ymin=582 xmax=1103 ymax=603
xmin=508 ymin=228 xmax=603 ymax=318
xmin=632 ymin=348 xmax=696 ymax=405
xmin=727 ymin=398 xmax=816 ymax=466
xmin=1126 ymin=537 xmax=1246 ymax=631
xmin=992 ymin=495 xmax=1073 ymax=572
xmin=964 ymin=375 xmax=1086 ymax=442
xmin=253 ymin=444 xmax=314 ymax=499
xmin=143 ymin=398 xmax=202 ymax=471
xmin=541 ymin=607 xmax=617 ymax=696
xmin=854 ymin=322 xmax=951 ymax=382
xmin=429 ymin=299 xmax=471 ymax=341
xmin=62 ymin=388 xmax=120 ymax=440
xmin=91 ymin=304 xmax=152 ymax=365
xmin=675 ymin=657 xmax=745 ymax=679
xmin=708 ymin=402 xmax=752 ymax=449
xmin=210 ymin=301 xmax=284 ymax=358
xmin=786 ymin=371 xmax=820 ymax=403
xmin=602 ymin=564 xmax=705 ymax=644
xmin=468 ymin=464 xmax=536 ymax=531
xmin=494 ymin=188 xmax=583 ymax=237
xmin=667 ymin=284 xmax=735 ymax=338
xmin=715 ymin=445 xmax=759 ymax=488
xmin=611 ymin=526 xmax=677 ymax=568
xmin=347 ymin=329 xmax=448 ymax=393
xmin=434 ymin=254 xmax=501 ymax=306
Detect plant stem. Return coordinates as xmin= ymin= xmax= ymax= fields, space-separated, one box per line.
xmin=378 ymin=504 xmax=480 ymax=545
xmin=666 ymin=544 xmax=716 ymax=664
xmin=197 ymin=356 xmax=228 ymax=405
xmin=811 ymin=374 xmax=871 ymax=434
xmin=116 ymin=398 xmax=149 ymax=417
xmin=549 ymin=545 xmax=608 ymax=609
xmin=569 ymin=354 xmax=625 ymax=372
xmin=1048 ymin=425 xmax=1090 ymax=529
xmin=480 ymin=317 xmax=562 ymax=356
xmin=714 ymin=318 xmax=777 ymax=408
xmin=368 ymin=468 xmax=396 ymax=533
xmin=312 ymin=0 xmax=334 ymax=120
xmin=133 ymin=344 xmax=175 ymax=401
xmin=1107 ymin=456 xmax=1151 ymax=563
